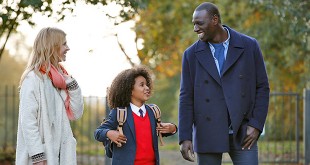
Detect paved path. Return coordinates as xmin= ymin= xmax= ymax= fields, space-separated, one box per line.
xmin=77 ymin=150 xmax=233 ymax=165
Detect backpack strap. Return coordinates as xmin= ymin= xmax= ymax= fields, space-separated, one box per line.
xmin=148 ymin=104 xmax=161 ymax=122
xmin=116 ymin=107 xmax=127 ymax=135
xmin=147 ymin=104 xmax=164 ymax=146
xmin=116 ymin=107 xmax=127 ymax=147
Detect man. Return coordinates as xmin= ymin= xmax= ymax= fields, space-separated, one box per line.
xmin=178 ymin=2 xmax=269 ymax=165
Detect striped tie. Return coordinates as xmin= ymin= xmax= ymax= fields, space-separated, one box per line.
xmin=139 ymin=109 xmax=143 ymax=117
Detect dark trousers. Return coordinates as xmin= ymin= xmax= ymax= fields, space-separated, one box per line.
xmin=197 ymin=135 xmax=258 ymax=165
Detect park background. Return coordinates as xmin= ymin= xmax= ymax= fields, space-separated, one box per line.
xmin=0 ymin=0 xmax=309 ymax=164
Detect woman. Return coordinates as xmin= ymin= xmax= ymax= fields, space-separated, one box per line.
xmin=16 ymin=27 xmax=84 ymax=165
xmin=94 ymin=66 xmax=177 ymax=165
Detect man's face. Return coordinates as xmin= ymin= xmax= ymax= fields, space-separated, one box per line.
xmin=192 ymin=10 xmax=215 ymax=42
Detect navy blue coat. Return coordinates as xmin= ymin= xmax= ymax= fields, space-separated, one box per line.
xmin=94 ymin=105 xmax=173 ymax=165
xmin=178 ymin=26 xmax=270 ymax=153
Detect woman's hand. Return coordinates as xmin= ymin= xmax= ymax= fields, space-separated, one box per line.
xmin=107 ymin=130 xmax=127 ymax=147
xmin=33 ymin=160 xmax=47 ymax=165
xmin=63 ymin=74 xmax=72 ymax=81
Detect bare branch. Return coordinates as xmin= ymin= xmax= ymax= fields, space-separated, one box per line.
xmin=114 ymin=32 xmax=136 ymax=67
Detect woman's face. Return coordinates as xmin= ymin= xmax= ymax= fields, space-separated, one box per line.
xmin=58 ymin=40 xmax=70 ymax=62
xmin=131 ymin=75 xmax=151 ymax=107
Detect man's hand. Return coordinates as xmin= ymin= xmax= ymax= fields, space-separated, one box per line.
xmin=180 ymin=140 xmax=195 ymax=162
xmin=242 ymin=125 xmax=260 ymax=150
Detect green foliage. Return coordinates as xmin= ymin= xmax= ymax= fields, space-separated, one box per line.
xmin=0 ymin=85 xmax=18 ymax=164
xmin=71 ymin=97 xmax=106 ymax=155
xmin=209 ymin=0 xmax=310 ymax=91
xmin=0 ymin=50 xmax=26 ymax=85
xmin=135 ymin=0 xmax=202 ymax=122
xmin=135 ymin=0 xmax=310 ymax=90
xmin=241 ymin=0 xmax=310 ymax=92
xmin=265 ymin=94 xmax=302 ymax=140
xmin=136 ymin=0 xmax=200 ymax=78
xmin=0 ymin=149 xmax=15 ymax=163
xmin=134 ymin=0 xmax=309 ymax=130
xmin=147 ymin=75 xmax=180 ymax=123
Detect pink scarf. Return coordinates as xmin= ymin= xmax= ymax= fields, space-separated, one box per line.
xmin=40 ymin=64 xmax=74 ymax=120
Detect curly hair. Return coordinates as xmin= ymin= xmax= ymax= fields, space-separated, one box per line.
xmin=107 ymin=66 xmax=153 ymax=109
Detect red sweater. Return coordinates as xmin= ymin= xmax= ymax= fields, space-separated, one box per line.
xmin=133 ymin=111 xmax=156 ymax=165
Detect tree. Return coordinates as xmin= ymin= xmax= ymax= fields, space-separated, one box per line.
xmin=263 ymin=0 xmax=309 ymax=91
xmin=202 ymin=0 xmax=309 ymax=91
xmin=0 ymin=0 xmax=149 ymax=61
xmin=133 ymin=0 xmax=309 ymax=123
xmin=239 ymin=0 xmax=309 ymax=91
xmin=135 ymin=1 xmax=200 ymax=78
xmin=134 ymin=0 xmax=201 ymax=122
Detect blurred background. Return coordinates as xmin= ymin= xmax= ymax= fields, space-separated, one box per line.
xmin=0 ymin=0 xmax=309 ymax=164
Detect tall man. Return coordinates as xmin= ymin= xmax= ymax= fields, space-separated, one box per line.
xmin=178 ymin=2 xmax=270 ymax=165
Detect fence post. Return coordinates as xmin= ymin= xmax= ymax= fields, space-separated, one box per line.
xmin=105 ymin=96 xmax=112 ymax=165
xmin=304 ymin=89 xmax=310 ymax=165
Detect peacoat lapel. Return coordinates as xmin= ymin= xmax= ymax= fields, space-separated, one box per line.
xmin=195 ymin=40 xmax=221 ymax=85
xmin=221 ymin=26 xmax=245 ymax=76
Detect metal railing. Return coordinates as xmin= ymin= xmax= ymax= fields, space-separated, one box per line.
xmin=257 ymin=92 xmax=301 ymax=163
xmin=0 ymin=85 xmax=304 ymax=164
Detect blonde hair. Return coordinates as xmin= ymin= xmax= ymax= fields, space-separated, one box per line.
xmin=20 ymin=27 xmax=66 ymax=86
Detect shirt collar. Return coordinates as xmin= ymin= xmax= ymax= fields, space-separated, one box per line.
xmin=223 ymin=27 xmax=230 ymax=48
xmin=130 ymin=102 xmax=146 ymax=116
xmin=208 ymin=27 xmax=230 ymax=49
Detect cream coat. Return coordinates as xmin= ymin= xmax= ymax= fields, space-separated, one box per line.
xmin=16 ymin=71 xmax=84 ymax=165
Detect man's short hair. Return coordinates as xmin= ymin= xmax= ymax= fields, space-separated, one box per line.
xmin=195 ymin=2 xmax=221 ymax=23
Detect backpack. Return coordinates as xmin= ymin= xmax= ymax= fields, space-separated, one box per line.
xmin=102 ymin=104 xmax=163 ymax=158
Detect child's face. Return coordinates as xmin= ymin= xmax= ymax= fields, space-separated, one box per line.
xmin=131 ymin=75 xmax=151 ymax=106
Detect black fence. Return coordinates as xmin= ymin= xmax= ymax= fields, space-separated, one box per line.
xmin=0 ymin=85 xmax=304 ymax=164
xmin=257 ymin=92 xmax=302 ymax=163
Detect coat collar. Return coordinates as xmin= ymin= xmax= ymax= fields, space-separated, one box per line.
xmin=194 ymin=25 xmax=245 ymax=84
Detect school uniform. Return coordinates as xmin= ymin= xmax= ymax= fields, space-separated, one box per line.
xmin=94 ymin=104 xmax=174 ymax=165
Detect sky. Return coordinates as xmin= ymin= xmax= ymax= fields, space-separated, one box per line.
xmin=6 ymin=1 xmax=141 ymax=97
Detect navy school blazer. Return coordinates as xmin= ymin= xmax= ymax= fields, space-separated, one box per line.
xmin=178 ymin=25 xmax=270 ymax=153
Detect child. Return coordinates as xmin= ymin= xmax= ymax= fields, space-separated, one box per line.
xmin=94 ymin=66 xmax=177 ymax=165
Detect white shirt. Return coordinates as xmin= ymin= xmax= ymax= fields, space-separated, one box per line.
xmin=130 ymin=103 xmax=146 ymax=117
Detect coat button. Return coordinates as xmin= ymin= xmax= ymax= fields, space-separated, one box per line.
xmin=241 ymin=92 xmax=245 ymax=97
xmin=205 ymin=99 xmax=210 ymax=102
xmin=204 ymin=80 xmax=209 ymax=84
xmin=206 ymin=117 xmax=211 ymax=121
xmin=239 ymin=74 xmax=243 ymax=79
